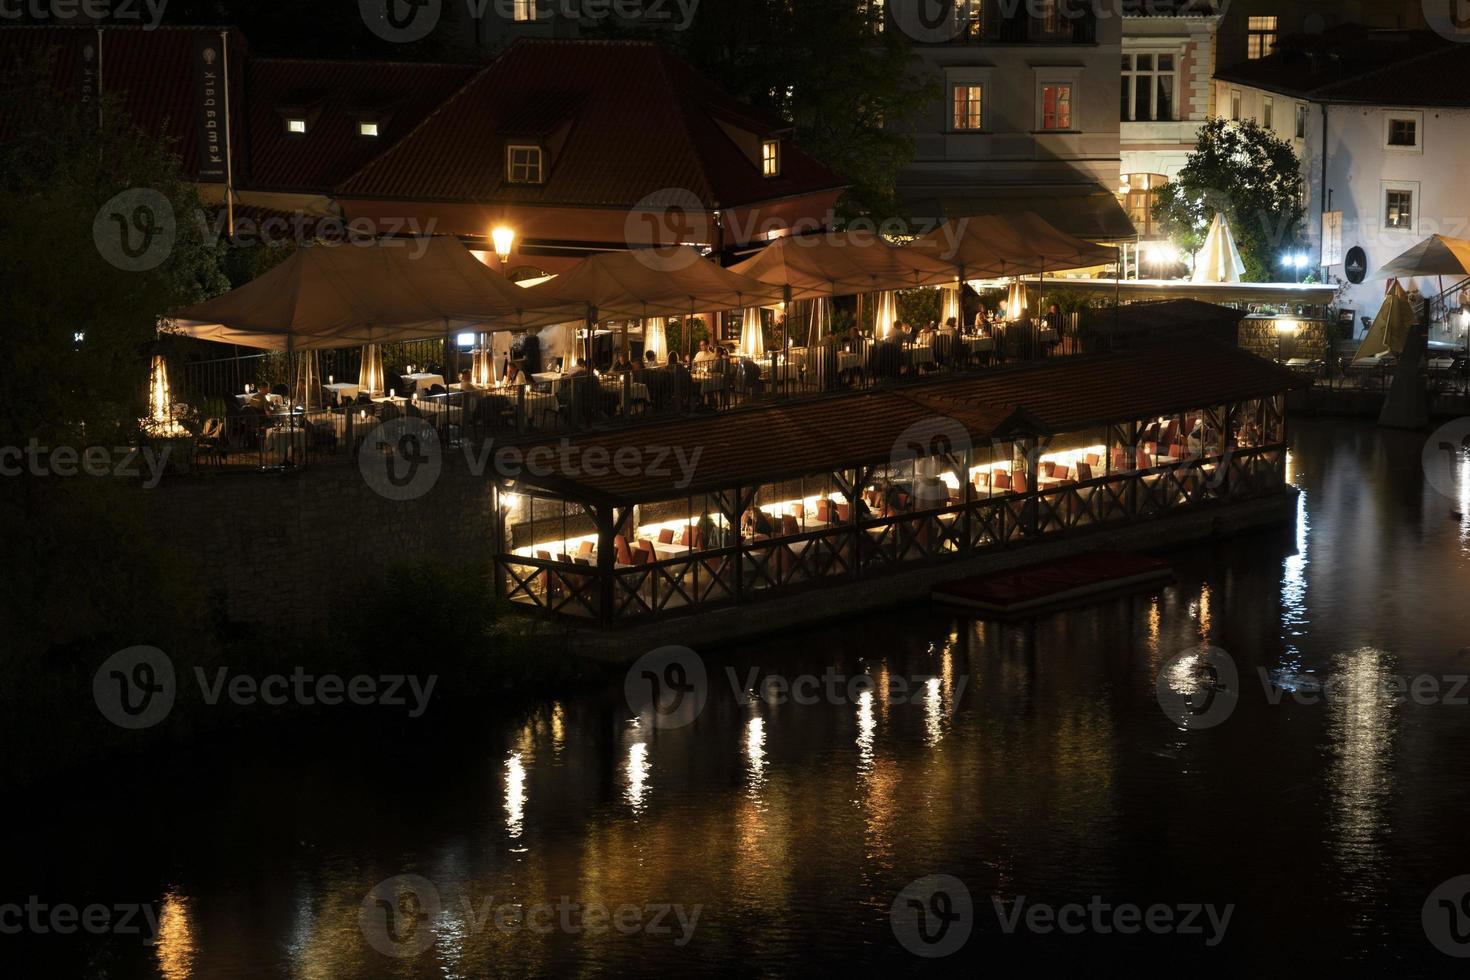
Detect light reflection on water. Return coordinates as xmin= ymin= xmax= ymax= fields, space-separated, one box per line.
xmin=20 ymin=419 xmax=1470 ymax=975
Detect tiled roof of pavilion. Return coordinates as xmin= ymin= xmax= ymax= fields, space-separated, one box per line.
xmin=514 ymin=340 xmax=1303 ymax=503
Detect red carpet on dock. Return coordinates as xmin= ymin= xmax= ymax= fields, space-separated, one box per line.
xmin=933 ymin=552 xmax=1173 ymax=617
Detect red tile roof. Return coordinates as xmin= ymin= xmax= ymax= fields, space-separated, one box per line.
xmin=0 ymin=25 xmax=247 ymax=176
xmin=518 ymin=341 xmax=1302 ymax=503
xmin=242 ymin=57 xmax=477 ymax=193
xmin=336 ymin=38 xmax=844 ymax=210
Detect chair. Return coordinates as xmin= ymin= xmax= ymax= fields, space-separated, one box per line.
xmin=816 ymin=499 xmax=835 ymax=523
xmin=658 ymin=527 xmax=675 ymax=544
xmin=1086 ymin=453 xmax=1101 ymax=467
xmin=1075 ymin=462 xmax=1094 ymax=482
xmin=535 ymin=550 xmax=553 ymax=560
xmin=428 ymin=383 xmax=447 ymax=396
xmin=791 ymin=503 xmax=805 ymax=518
xmin=1012 ymin=471 xmax=1028 ymax=493
xmin=578 ymin=540 xmax=594 ymax=557
xmin=836 ymin=502 xmax=851 ymax=522
xmin=633 ymin=549 xmax=651 ymax=565
xmin=1137 ymin=446 xmax=1153 ymax=469
xmin=574 ymin=557 xmax=592 ymax=566
xmin=993 ymin=471 xmax=1011 ymax=490
xmin=615 ymin=538 xmax=635 ymax=565
xmin=677 ymin=526 xmax=692 ymax=547
xmin=781 ymin=515 xmax=800 ymax=537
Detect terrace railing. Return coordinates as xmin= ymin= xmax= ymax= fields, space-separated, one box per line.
xmin=500 ymin=441 xmax=1289 ymax=627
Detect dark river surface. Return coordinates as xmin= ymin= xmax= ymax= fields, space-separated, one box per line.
xmin=13 ymin=416 xmax=1470 ymax=977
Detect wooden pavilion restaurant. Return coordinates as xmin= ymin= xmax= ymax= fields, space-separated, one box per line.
xmin=493 ymin=340 xmax=1301 ymax=627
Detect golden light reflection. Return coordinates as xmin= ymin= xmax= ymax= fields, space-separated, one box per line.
xmin=626 ymin=739 xmax=650 ymax=813
xmin=505 ymin=750 xmax=527 ymax=845
xmin=154 ymin=891 xmax=195 ymax=980
xmin=923 ymin=677 xmax=943 ymax=745
xmin=1282 ymin=486 xmax=1309 ymax=658
xmin=1328 ymin=648 xmax=1394 ymax=889
xmin=744 ymin=714 xmax=767 ymax=795
xmin=856 ymin=689 xmax=876 ymax=771
xmin=1196 ymin=582 xmax=1212 ymax=642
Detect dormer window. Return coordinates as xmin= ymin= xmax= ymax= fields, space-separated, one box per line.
xmin=761 ymin=139 xmax=780 ymax=177
xmin=359 ymin=121 xmax=380 ymax=137
xmin=286 ymin=118 xmax=307 ymax=134
xmin=507 ymin=144 xmax=544 ymax=184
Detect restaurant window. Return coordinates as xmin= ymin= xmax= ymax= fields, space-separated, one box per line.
xmin=506 ymin=145 xmax=544 ymax=184
xmin=761 ymin=139 xmax=780 ymax=177
xmin=1262 ymin=97 xmax=1273 ymax=130
xmin=1121 ymin=53 xmax=1175 ymax=122
xmin=1041 ymin=84 xmax=1073 ymax=130
xmin=513 ymin=0 xmax=535 ymax=22
xmin=1120 ymin=173 xmax=1167 ymax=239
xmin=285 ymin=117 xmax=307 ymax=134
xmin=1247 ymin=15 xmax=1278 ymax=59
xmin=1384 ymin=187 xmax=1414 ymax=230
xmin=358 ymin=121 xmax=380 ymax=137
xmin=1230 ymin=90 xmax=1241 ymax=122
xmin=1295 ymin=102 xmax=1308 ymax=139
xmin=953 ymin=84 xmax=983 ymax=130
xmin=956 ymin=0 xmax=983 ymax=40
xmin=1385 ymin=113 xmax=1421 ymax=150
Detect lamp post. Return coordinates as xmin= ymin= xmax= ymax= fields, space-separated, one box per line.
xmin=492 ymin=226 xmax=516 ymax=269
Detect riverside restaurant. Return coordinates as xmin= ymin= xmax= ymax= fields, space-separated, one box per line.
xmin=494 ymin=339 xmax=1301 ymax=626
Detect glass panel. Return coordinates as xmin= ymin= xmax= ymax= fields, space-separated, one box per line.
xmin=1135 ymin=78 xmax=1151 ymax=122
xmin=1158 ymin=54 xmax=1173 ymax=70
xmin=1135 ymin=54 xmax=1152 ymax=70
xmin=1156 ymin=75 xmax=1172 ymax=122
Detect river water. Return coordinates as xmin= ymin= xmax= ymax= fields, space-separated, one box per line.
xmin=12 ymin=417 xmax=1470 ymax=977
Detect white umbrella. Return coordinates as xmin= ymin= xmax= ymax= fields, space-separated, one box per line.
xmin=358 ymin=343 xmax=384 ymax=396
xmin=1192 ymin=213 xmax=1246 ymax=283
xmin=940 ymin=285 xmax=961 ymax=327
xmin=872 ymin=290 xmax=899 ymax=337
xmin=741 ymin=307 xmax=765 ymax=357
xmin=643 ymin=316 xmax=668 ymax=361
xmin=1005 ymin=280 xmax=1028 ymax=320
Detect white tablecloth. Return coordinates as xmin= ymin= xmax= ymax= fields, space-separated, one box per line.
xmin=907 ymin=346 xmax=935 ymax=366
xmin=262 ymin=426 xmax=306 ymax=458
xmin=235 ymin=392 xmax=285 ymax=408
xmin=837 ymin=351 xmax=861 ymax=371
xmin=404 ymin=372 xmax=444 ymax=392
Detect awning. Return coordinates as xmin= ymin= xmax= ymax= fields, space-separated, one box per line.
xmin=527 ymin=245 xmax=783 ymax=318
xmin=168 ymin=237 xmax=582 ymax=350
xmin=911 ymin=183 xmax=1138 ymax=243
xmin=731 ymin=231 xmax=956 ymax=300
xmin=911 ymin=211 xmax=1119 ymax=278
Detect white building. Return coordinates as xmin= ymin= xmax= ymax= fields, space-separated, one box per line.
xmin=1118 ymin=3 xmax=1222 ymax=246
xmin=1216 ymin=27 xmax=1470 ymax=336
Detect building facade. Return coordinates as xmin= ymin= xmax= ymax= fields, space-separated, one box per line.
xmin=885 ymin=0 xmax=1133 ymax=243
xmin=1216 ymin=27 xmax=1470 ymax=334
xmin=1118 ymin=3 xmax=1222 ymax=246
xmin=1214 ymin=0 xmax=1426 ymax=68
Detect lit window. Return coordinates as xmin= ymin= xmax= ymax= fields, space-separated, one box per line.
xmin=513 ymin=0 xmax=535 ymax=22
xmin=1042 ymin=84 xmax=1073 ymax=130
xmin=1295 ymin=103 xmax=1308 ymax=139
xmin=953 ymin=84 xmax=983 ymax=130
xmin=1263 ymin=97 xmax=1273 ymax=129
xmin=1120 ymin=173 xmax=1168 ymax=239
xmin=1035 ymin=0 xmax=1063 ymax=37
xmin=761 ymin=139 xmax=780 ymax=177
xmin=506 ymin=145 xmax=543 ymax=183
xmin=1248 ymin=15 xmax=1278 ymax=59
xmin=1385 ymin=189 xmax=1414 ymax=230
xmin=286 ymin=118 xmax=306 ymax=134
xmin=956 ymin=0 xmax=982 ymax=40
xmin=1230 ymin=90 xmax=1241 ymax=122
xmin=866 ymin=0 xmax=885 ymax=34
xmin=359 ymin=121 xmax=379 ymax=137
xmin=1387 ymin=118 xmax=1418 ymax=147
xmin=1121 ymin=53 xmax=1175 ymax=122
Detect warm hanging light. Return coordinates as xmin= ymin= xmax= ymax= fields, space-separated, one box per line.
xmin=492 ymin=226 xmax=516 ymax=265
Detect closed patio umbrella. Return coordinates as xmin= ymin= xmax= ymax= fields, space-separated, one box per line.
xmin=1355 ymin=280 xmax=1416 ymax=359
xmin=741 ymin=307 xmax=765 ymax=357
xmin=358 ymin=343 xmax=384 ymax=395
xmin=1192 ymin=213 xmax=1246 ymax=283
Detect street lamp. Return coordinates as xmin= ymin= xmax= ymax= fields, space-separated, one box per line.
xmin=492 ymin=226 xmax=515 ymax=265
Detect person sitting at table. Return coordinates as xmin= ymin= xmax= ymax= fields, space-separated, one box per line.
xmin=644 ymin=349 xmax=660 ymax=367
xmin=851 ymin=493 xmax=874 ymax=522
xmin=918 ymin=322 xmax=937 ymax=346
xmin=742 ymin=505 xmax=774 ymax=536
xmin=245 ymin=385 xmax=271 ymax=414
xmin=692 ymin=338 xmax=716 ymax=367
xmin=943 ymin=316 xmax=959 ymax=333
xmin=501 ymin=360 xmax=521 ymax=385
xmin=564 ymin=357 xmax=588 ymax=376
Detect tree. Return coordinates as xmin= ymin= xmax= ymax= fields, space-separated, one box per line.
xmin=0 ymin=57 xmax=229 ymax=660
xmin=672 ymin=0 xmax=938 ymax=220
xmin=1151 ymin=118 xmax=1306 ymax=282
